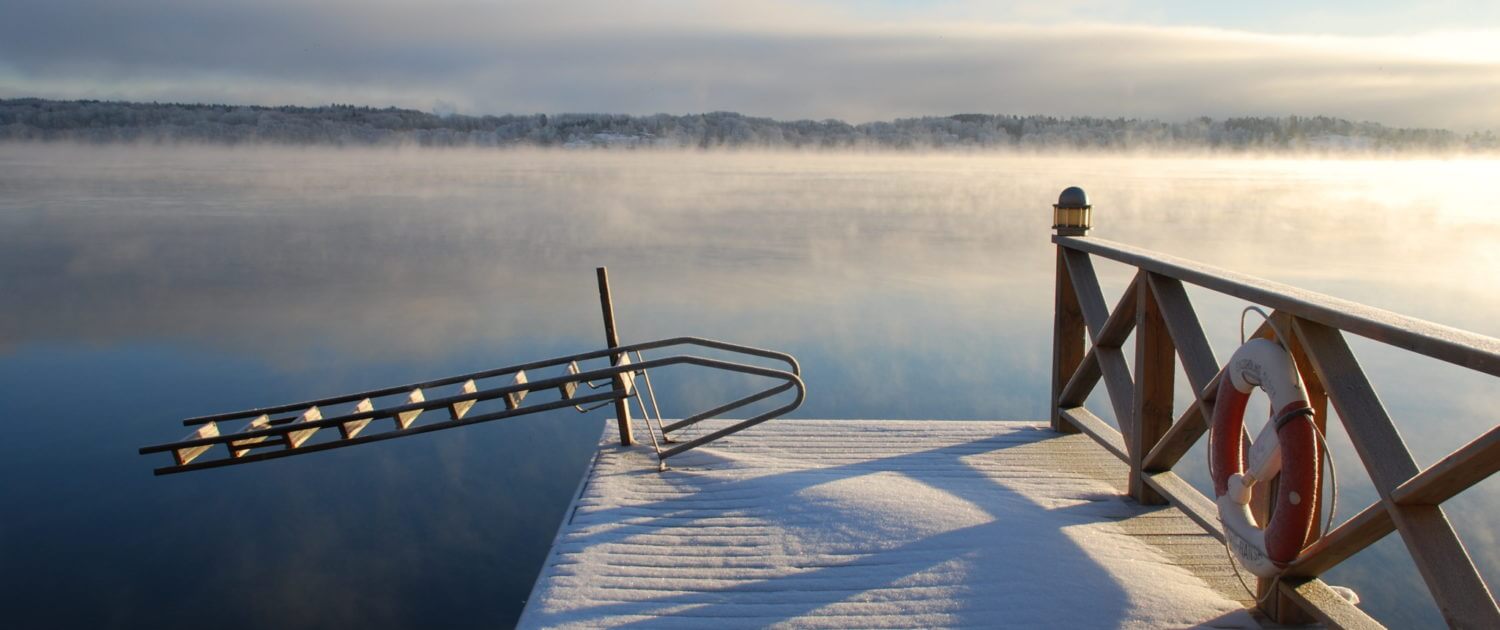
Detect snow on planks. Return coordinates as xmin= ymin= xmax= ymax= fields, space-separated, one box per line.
xmin=521 ymin=419 xmax=1261 ymax=629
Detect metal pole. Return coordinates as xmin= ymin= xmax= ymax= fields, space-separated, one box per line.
xmin=597 ymin=267 xmax=635 ymax=446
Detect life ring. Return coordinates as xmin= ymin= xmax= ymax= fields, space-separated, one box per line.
xmin=1209 ymin=337 xmax=1323 ymax=578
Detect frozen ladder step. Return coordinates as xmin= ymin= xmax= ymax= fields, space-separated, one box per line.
xmin=450 ymin=380 xmax=478 ymax=420
xmin=395 ymin=389 xmax=424 ymax=429
xmin=285 ymin=406 xmax=322 ymax=448
xmin=229 ymin=414 xmax=273 ymax=458
xmin=339 ymin=398 xmax=376 ymax=439
xmin=173 ymin=422 xmax=219 ymax=466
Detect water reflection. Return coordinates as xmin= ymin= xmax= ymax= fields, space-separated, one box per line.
xmin=0 ymin=144 xmax=1495 ymax=628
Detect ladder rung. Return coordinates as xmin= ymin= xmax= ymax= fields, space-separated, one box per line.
xmin=339 ymin=398 xmax=375 ymax=439
xmin=229 ymin=415 xmax=272 ymax=457
xmin=450 ymin=380 xmax=477 ymax=419
xmin=559 ymin=363 xmax=580 ymax=399
xmin=506 ymin=371 xmax=529 ymax=410
xmin=286 ymin=406 xmax=322 ymax=448
xmin=173 ymin=422 xmax=219 ymax=465
xmin=615 ymin=354 xmax=636 ymax=395
xmin=236 ymin=436 xmax=291 ymax=451
xmin=396 ymin=389 xmax=424 ymax=428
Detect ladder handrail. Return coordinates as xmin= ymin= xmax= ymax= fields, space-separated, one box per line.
xmin=179 ymin=336 xmax=800 ymax=426
xmin=141 ymin=338 xmax=805 ymax=475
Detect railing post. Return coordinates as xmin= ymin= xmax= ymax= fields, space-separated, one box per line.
xmin=1263 ymin=312 xmax=1323 ymax=624
xmin=1130 ymin=276 xmax=1172 ymax=504
xmin=596 ymin=267 xmax=635 ymax=446
xmin=1051 ymin=187 xmax=1091 ymax=433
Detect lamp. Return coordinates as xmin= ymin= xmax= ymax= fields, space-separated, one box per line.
xmin=1052 ymin=186 xmax=1092 ymax=236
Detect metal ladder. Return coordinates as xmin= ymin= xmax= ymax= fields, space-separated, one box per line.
xmin=139 ymin=271 xmax=805 ymax=476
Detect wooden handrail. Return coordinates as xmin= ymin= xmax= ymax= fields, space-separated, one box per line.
xmin=1047 ymin=188 xmax=1499 ymax=628
xmin=1054 ymin=235 xmax=1500 ymax=377
xmin=1392 ymin=425 xmax=1500 ymax=506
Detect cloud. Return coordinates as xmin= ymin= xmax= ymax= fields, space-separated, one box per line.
xmin=0 ymin=0 xmax=1497 ymax=129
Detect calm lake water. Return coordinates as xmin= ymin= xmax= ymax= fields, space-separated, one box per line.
xmin=1 ymin=144 xmax=1495 ymax=628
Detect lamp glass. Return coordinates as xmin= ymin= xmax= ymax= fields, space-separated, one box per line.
xmin=1053 ymin=206 xmax=1092 ymax=230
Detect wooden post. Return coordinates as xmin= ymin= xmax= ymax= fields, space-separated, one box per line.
xmin=1051 ymin=187 xmax=1091 ymax=434
xmin=597 ymin=267 xmax=635 ymax=446
xmin=1052 ymin=249 xmax=1084 ymax=433
xmin=1262 ymin=312 xmax=1324 ymax=624
xmin=1248 ymin=317 xmax=1285 ymax=616
xmin=1241 ymin=312 xmax=1320 ymax=622
xmin=1130 ymin=277 xmax=1172 ymax=504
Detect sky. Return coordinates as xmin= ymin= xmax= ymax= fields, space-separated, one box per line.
xmin=1 ymin=0 xmax=1498 ymax=130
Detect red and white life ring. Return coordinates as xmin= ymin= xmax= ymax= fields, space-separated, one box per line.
xmin=1210 ymin=338 xmax=1323 ymax=578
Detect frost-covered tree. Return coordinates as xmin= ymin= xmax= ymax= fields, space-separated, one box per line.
xmin=1 ymin=98 xmax=1493 ymax=152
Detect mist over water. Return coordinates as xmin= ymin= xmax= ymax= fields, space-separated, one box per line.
xmin=1 ymin=143 xmax=1495 ymax=627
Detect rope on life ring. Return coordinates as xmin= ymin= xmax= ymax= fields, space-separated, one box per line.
xmin=1209 ymin=335 xmax=1324 ymax=578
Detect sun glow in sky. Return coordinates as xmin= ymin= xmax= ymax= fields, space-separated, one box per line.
xmin=1 ymin=0 xmax=1497 ymax=129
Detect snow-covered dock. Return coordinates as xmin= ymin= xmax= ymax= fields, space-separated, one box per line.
xmin=520 ymin=419 xmax=1262 ymax=628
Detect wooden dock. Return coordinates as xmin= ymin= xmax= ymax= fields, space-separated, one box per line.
xmin=139 ymin=189 xmax=1499 ymax=627
xmin=520 ymin=419 xmax=1262 ymax=628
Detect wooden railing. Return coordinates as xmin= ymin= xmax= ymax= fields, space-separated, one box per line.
xmin=1048 ymin=189 xmax=1499 ymax=628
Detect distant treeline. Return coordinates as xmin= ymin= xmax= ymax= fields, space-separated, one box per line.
xmin=2 ymin=97 xmax=1495 ymax=152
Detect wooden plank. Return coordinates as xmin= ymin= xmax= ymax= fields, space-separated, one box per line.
xmin=1058 ymin=344 xmax=1103 ymax=408
xmin=1098 ymin=273 xmax=1141 ymax=348
xmin=1393 ymin=425 xmax=1500 ymax=506
xmin=1294 ymin=316 xmax=1423 ymax=483
xmin=1267 ymin=313 xmax=1331 ymax=623
xmin=338 ymin=398 xmax=375 ymax=439
xmin=1143 ymin=470 xmax=1225 ymax=542
xmin=1286 ymin=498 xmax=1393 ymax=578
xmin=173 ymin=422 xmax=219 ymax=466
xmin=1095 ymin=352 xmax=1135 ymax=443
xmin=285 ymin=406 xmax=322 ymax=448
xmin=560 ymin=362 xmax=581 ymax=400
xmin=1259 ymin=312 xmax=1319 ymax=622
xmin=1058 ymin=273 xmax=1142 ymax=408
xmin=615 ymin=353 xmax=636 ymax=396
xmin=395 ymin=389 xmax=424 ymax=429
xmin=1144 ymin=273 xmax=1218 ymax=395
xmin=1293 ymin=318 xmax=1500 ymax=628
xmin=1131 ymin=278 xmax=1173 ymax=504
xmin=1278 ymin=578 xmax=1387 ymax=630
xmin=1059 ymin=406 xmax=1128 ymax=462
xmin=1056 ymin=236 xmax=1500 ymax=378
xmin=1061 ymin=249 xmax=1112 ymax=342
xmin=1278 ymin=310 xmax=1330 ymax=575
xmin=1062 ymin=249 xmax=1136 ymax=441
xmin=449 ymin=380 xmax=477 ymax=420
xmin=229 ymin=414 xmax=272 ymax=458
xmin=1053 ymin=246 xmax=1087 ymax=433
xmin=506 ymin=370 xmax=529 ymax=410
xmin=1143 ymin=392 xmax=1212 ymax=472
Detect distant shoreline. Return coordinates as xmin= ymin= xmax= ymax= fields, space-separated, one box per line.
xmin=3 ymin=97 xmax=1496 ymax=155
